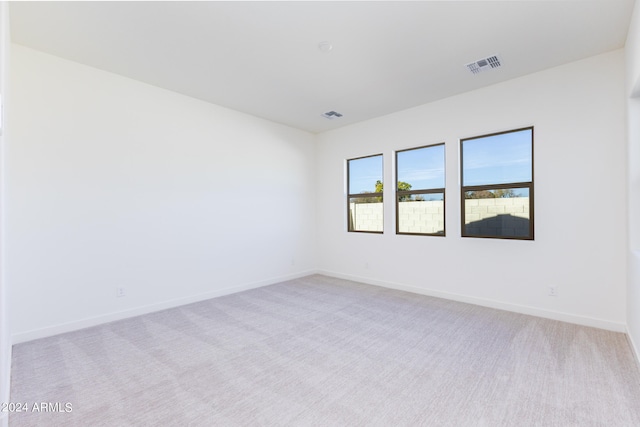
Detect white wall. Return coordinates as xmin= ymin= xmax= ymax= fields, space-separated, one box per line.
xmin=626 ymin=1 xmax=640 ymax=362
xmin=0 ymin=4 xmax=10 ymax=425
xmin=7 ymin=45 xmax=316 ymax=342
xmin=316 ymin=49 xmax=628 ymax=331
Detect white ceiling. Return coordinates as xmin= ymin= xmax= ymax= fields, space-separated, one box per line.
xmin=9 ymin=1 xmax=636 ymax=133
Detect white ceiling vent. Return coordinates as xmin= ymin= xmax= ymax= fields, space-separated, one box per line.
xmin=322 ymin=110 xmax=343 ymax=119
xmin=466 ymin=55 xmax=502 ymax=75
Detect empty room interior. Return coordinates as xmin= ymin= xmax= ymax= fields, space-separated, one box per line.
xmin=2 ymin=0 xmax=640 ymax=425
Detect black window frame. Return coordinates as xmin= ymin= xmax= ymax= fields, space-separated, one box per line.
xmin=347 ymin=153 xmax=384 ymax=234
xmin=460 ymin=127 xmax=534 ymax=240
xmin=395 ymin=143 xmax=446 ymax=236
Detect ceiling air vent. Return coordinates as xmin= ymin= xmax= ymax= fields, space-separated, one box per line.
xmin=322 ymin=110 xmax=343 ymax=119
xmin=466 ymin=55 xmax=502 ymax=75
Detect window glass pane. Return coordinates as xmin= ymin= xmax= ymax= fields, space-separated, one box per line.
xmin=349 ymin=197 xmax=383 ymax=232
xmin=462 ymin=129 xmax=532 ymax=186
xmin=398 ymin=192 xmax=444 ymax=235
xmin=397 ymin=145 xmax=445 ymax=190
xmin=349 ymin=155 xmax=383 ymax=195
xmin=463 ymin=187 xmax=530 ymax=237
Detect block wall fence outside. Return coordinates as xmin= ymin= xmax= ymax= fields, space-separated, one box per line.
xmin=464 ymin=197 xmax=530 ymax=237
xmin=350 ymin=202 xmax=384 ymax=232
xmin=350 ymin=197 xmax=528 ymax=235
xmin=399 ymin=200 xmax=445 ymax=234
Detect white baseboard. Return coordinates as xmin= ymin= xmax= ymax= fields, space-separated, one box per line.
xmin=12 ymin=268 xmax=629 ymax=344
xmin=12 ymin=270 xmax=316 ymax=344
xmin=627 ymin=326 xmax=640 ymax=368
xmin=318 ymin=270 xmax=627 ymax=333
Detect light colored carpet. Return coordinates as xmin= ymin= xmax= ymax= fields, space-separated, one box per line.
xmin=9 ymin=274 xmax=640 ymax=426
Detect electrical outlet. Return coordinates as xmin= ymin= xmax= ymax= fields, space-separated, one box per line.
xmin=116 ymin=287 xmax=126 ymax=298
xmin=548 ymin=285 xmax=558 ymax=297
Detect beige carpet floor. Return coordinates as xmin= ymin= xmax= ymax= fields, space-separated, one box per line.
xmin=9 ymin=274 xmax=640 ymax=426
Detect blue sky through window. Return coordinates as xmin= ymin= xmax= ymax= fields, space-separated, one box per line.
xmin=397 ymin=144 xmax=445 ymax=190
xmin=349 ymin=155 xmax=382 ymax=194
xmin=462 ymin=128 xmax=532 ymax=186
xmin=348 ymin=129 xmax=531 ymax=195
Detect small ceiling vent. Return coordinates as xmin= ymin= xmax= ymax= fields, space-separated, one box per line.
xmin=466 ymin=55 xmax=502 ymax=75
xmin=322 ymin=110 xmax=343 ymax=119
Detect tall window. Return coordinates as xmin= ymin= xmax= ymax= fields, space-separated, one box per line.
xmin=396 ymin=143 xmax=445 ymax=235
xmin=347 ymin=154 xmax=383 ymax=233
xmin=460 ymin=127 xmax=534 ymax=240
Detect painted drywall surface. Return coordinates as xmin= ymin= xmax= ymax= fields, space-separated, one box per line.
xmin=628 ymin=96 xmax=640 ymax=360
xmin=316 ymin=50 xmax=627 ymax=329
xmin=628 ymin=1 xmax=640 ymax=99
xmin=0 ymin=3 xmax=10 ymax=424
xmin=626 ymin=1 xmax=640 ymax=362
xmin=7 ymin=45 xmax=316 ymax=341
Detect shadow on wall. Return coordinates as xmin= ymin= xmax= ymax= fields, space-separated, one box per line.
xmin=465 ymin=214 xmax=530 ymax=237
